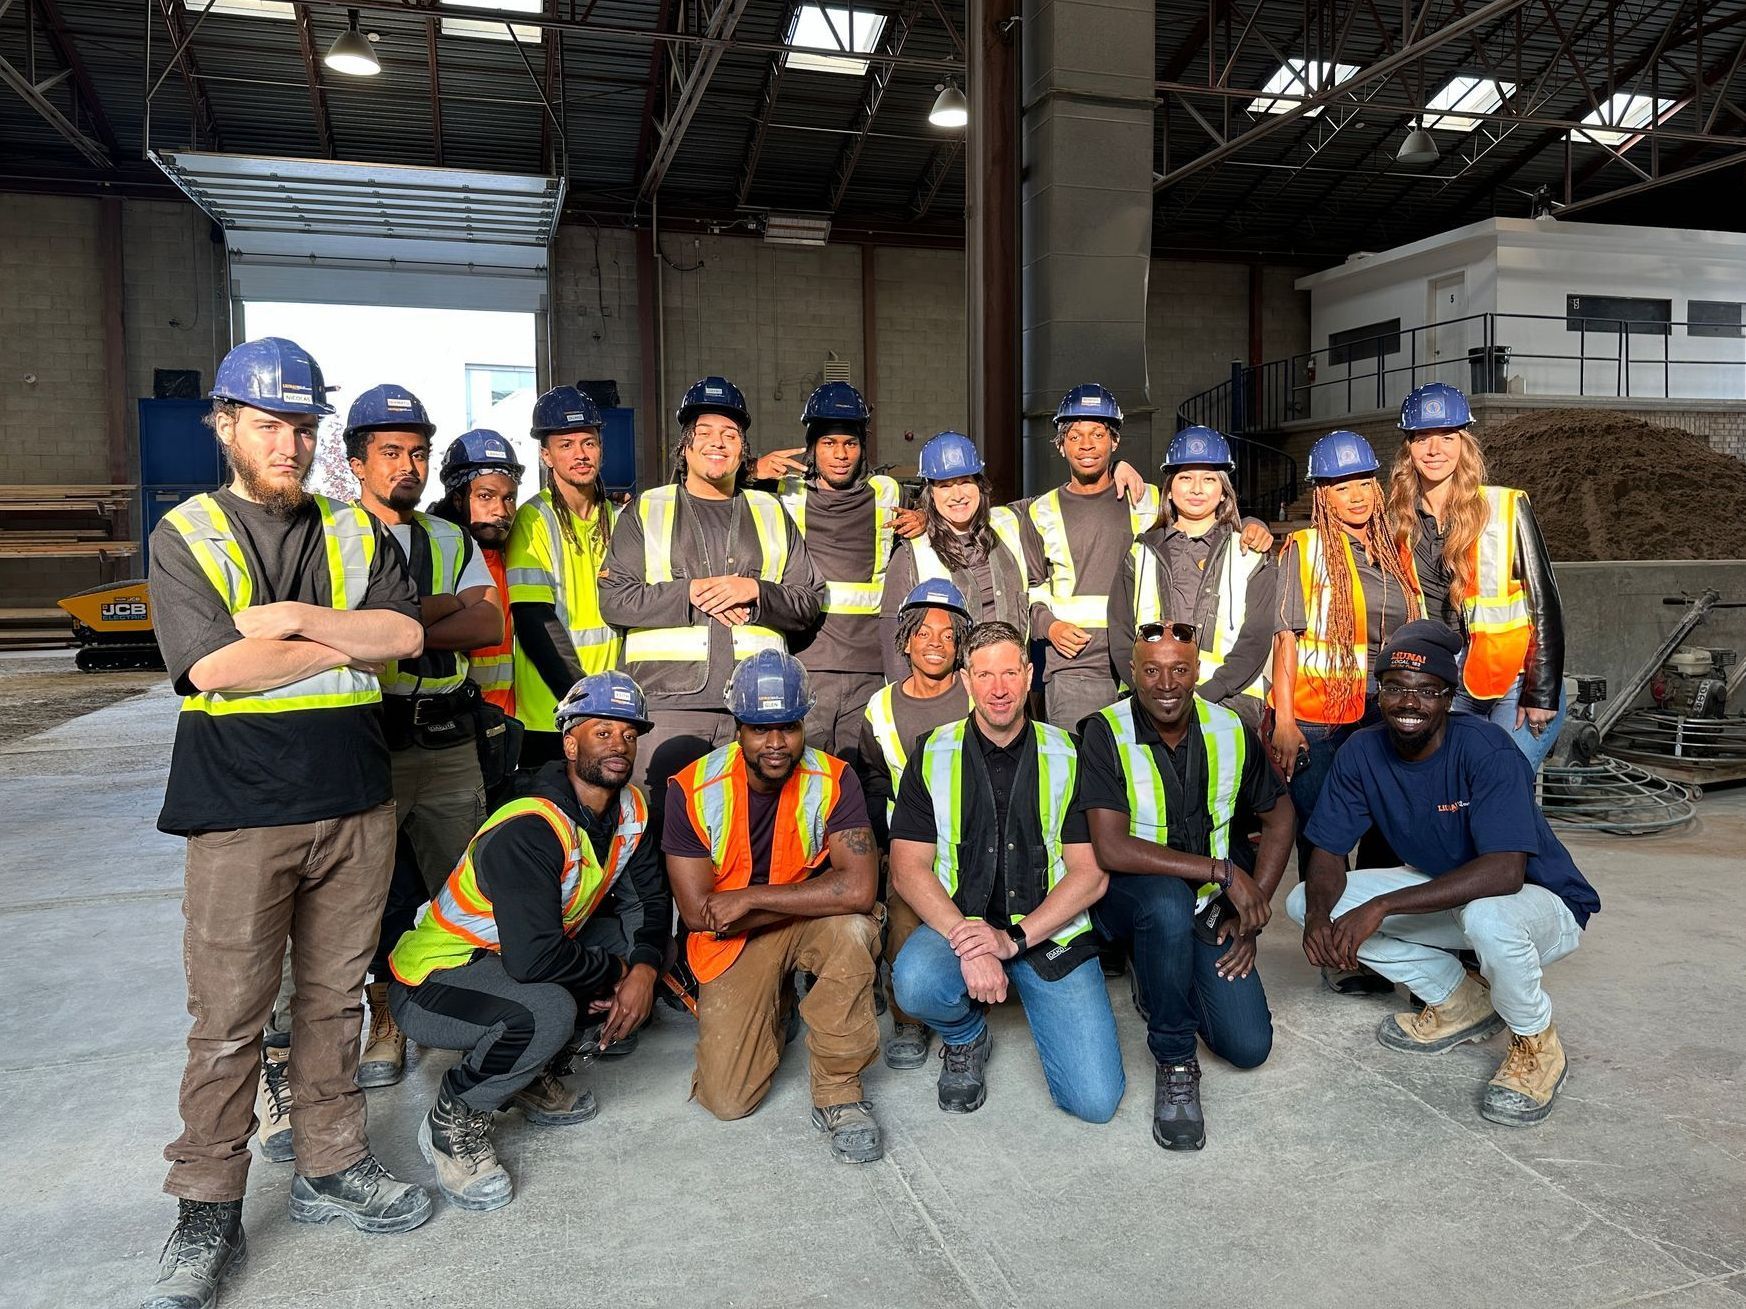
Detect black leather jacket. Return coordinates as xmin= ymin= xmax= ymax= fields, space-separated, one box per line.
xmin=1514 ymin=495 xmax=1564 ymax=711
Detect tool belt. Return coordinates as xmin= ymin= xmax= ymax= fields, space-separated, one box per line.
xmin=381 ymin=682 xmax=480 ymax=751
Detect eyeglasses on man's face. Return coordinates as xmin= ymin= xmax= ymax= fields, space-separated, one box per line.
xmin=1377 ymin=682 xmax=1454 ymax=706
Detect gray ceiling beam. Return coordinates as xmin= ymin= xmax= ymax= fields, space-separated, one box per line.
xmin=638 ymin=0 xmax=755 ymax=202
xmin=828 ymin=0 xmax=926 ymax=213
xmin=0 ymin=48 xmax=110 ymax=167
xmin=33 ymin=0 xmax=120 ymax=157
xmin=292 ymin=3 xmax=335 ymax=158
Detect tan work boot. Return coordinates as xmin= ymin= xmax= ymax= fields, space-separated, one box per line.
xmin=417 ymin=1085 xmax=512 ymax=1212
xmin=511 ymin=1065 xmax=598 ymax=1126
xmin=1482 ymin=1024 xmax=1568 ymax=1126
xmin=254 ymin=1043 xmax=294 ymax=1163
xmin=357 ymin=981 xmax=406 ymax=1088
xmin=1377 ymin=973 xmax=1505 ymax=1053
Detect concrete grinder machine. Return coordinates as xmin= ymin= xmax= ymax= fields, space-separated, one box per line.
xmin=57 ymin=580 xmax=164 ymax=672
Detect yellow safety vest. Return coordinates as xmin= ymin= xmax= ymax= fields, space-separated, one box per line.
xmin=506 ymin=489 xmax=622 ymax=732
xmin=916 ymin=718 xmax=1092 ymax=949
xmin=863 ymin=684 xmax=906 ymax=823
xmin=1028 ymin=484 xmax=1161 ymax=628
xmin=381 ymin=511 xmax=470 ymax=697
xmin=1127 ymin=534 xmax=1267 ymax=700
xmin=388 ymin=786 xmax=648 ymax=986
xmin=620 ymin=485 xmax=791 ymax=666
xmin=778 ymin=474 xmax=901 ymax=616
xmin=910 ymin=506 xmax=1029 ymax=589
xmin=162 ymin=492 xmax=380 ymax=716
xmin=1458 ymin=486 xmax=1535 ymax=700
xmin=1097 ymin=695 xmax=1241 ymax=908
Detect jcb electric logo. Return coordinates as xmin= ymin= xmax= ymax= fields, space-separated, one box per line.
xmin=100 ymin=599 xmax=149 ymax=621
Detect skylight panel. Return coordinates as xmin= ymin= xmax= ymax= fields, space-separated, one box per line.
xmin=440 ymin=0 xmax=543 ymax=44
xmin=784 ymin=6 xmax=888 ymax=76
xmin=1422 ymin=76 xmax=1516 ymax=132
xmin=181 ymin=1 xmax=293 ymax=18
xmin=1247 ymin=59 xmax=1359 ymax=116
xmin=1572 ymin=92 xmax=1676 ymax=147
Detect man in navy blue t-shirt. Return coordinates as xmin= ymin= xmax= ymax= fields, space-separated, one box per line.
xmin=1286 ymin=621 xmax=1599 ymax=1127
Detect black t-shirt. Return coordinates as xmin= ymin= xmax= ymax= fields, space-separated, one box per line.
xmin=151 ymin=488 xmax=419 ymax=834
xmin=662 ymin=767 xmax=871 ymax=883
xmin=1076 ymin=700 xmax=1282 ymax=861
xmin=889 ymin=718 xmax=1090 ymax=919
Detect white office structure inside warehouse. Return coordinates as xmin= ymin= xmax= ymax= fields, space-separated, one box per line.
xmin=3 ymin=0 xmax=1746 ymax=1305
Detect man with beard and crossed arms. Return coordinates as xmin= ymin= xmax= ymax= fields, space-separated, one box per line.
xmin=143 ymin=339 xmax=429 ymax=1309
xmin=387 ymin=671 xmax=667 ymax=1211
xmin=343 ymin=387 xmax=502 ymax=1090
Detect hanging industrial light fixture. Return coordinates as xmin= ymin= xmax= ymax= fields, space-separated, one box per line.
xmin=1396 ymin=117 xmax=1439 ymax=165
xmin=929 ymin=81 xmax=969 ymax=128
xmin=324 ymin=9 xmax=381 ymax=76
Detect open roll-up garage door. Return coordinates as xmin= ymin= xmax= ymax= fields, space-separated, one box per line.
xmin=151 ymin=150 xmax=564 ymax=312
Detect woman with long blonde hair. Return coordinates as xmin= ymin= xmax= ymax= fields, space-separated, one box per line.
xmin=1272 ymin=433 xmax=1419 ymax=963
xmin=1387 ymin=383 xmax=1565 ymax=772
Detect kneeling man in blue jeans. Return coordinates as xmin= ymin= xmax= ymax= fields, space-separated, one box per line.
xmin=889 ymin=621 xmax=1124 ymax=1123
xmin=1287 ymin=620 xmax=1600 ymax=1126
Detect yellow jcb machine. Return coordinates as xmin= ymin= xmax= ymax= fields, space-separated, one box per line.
xmin=58 ymin=580 xmax=163 ymax=672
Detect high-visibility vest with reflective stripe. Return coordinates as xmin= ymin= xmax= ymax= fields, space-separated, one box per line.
xmin=910 ymin=506 xmax=1028 ymax=590
xmin=162 ymin=492 xmax=381 ymax=716
xmin=1097 ymin=695 xmax=1241 ymax=907
xmin=1028 ymin=484 xmax=1161 ymax=628
xmin=675 ymin=742 xmax=846 ymax=982
xmin=380 ymin=511 xmax=470 ymax=696
xmin=863 ymin=684 xmax=906 ymax=823
xmin=778 ymin=474 xmax=901 ymax=615
xmin=469 ymin=547 xmax=514 ymax=714
xmin=917 ymin=718 xmax=1092 ymax=949
xmin=1286 ymin=528 xmax=1368 ymax=725
xmin=1126 ymin=535 xmax=1267 ymax=700
xmin=622 ymin=485 xmax=792 ymax=667
xmin=507 ymin=489 xmax=621 ymax=731
xmin=1458 ymin=486 xmax=1534 ymax=699
xmin=388 ymin=787 xmax=648 ymax=986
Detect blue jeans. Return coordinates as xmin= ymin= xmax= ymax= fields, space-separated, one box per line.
xmin=1093 ymin=874 xmax=1272 ymax=1068
xmin=892 ymin=925 xmax=1126 ymax=1123
xmin=1288 ymin=699 xmax=1382 ymax=875
xmin=1453 ymin=674 xmax=1568 ymax=774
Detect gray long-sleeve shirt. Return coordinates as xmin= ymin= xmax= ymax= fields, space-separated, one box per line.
xmin=598 ymin=486 xmax=823 ymax=706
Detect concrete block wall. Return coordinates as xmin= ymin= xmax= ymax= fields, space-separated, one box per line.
xmin=872 ymin=246 xmax=966 ymax=472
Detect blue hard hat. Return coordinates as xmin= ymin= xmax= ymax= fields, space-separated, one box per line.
xmin=344 ymin=383 xmax=435 ymax=441
xmin=677 ymin=376 xmax=751 ymax=430
xmin=918 ymin=431 xmax=984 ymax=481
xmin=532 ymin=385 xmax=603 ymax=438
xmin=555 ymin=670 xmax=654 ymax=734
xmin=801 ymin=381 xmax=870 ymax=433
xmin=1398 ymin=382 xmax=1474 ymax=432
xmin=1053 ymin=383 xmax=1123 ymax=430
xmin=900 ymin=578 xmax=970 ymax=618
xmin=1162 ymin=425 xmax=1235 ymax=472
xmin=724 ymin=649 xmax=814 ymax=725
xmin=1307 ymin=430 xmax=1382 ymax=482
xmin=211 ymin=337 xmax=334 ymax=416
xmin=440 ymin=428 xmax=525 ymax=491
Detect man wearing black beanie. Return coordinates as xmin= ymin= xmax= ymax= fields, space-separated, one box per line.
xmin=1284 ymin=620 xmax=1601 ymax=1126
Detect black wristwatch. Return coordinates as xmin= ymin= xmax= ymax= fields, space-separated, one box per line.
xmin=1004 ymin=921 xmax=1029 ymax=953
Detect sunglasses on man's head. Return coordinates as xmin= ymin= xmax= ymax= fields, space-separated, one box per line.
xmin=1138 ymin=621 xmax=1199 ymax=644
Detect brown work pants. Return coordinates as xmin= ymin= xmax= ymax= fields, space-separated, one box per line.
xmin=884 ymin=889 xmax=924 ymax=1027
xmin=693 ymin=914 xmax=880 ymax=1119
xmin=163 ymin=801 xmax=396 ymax=1201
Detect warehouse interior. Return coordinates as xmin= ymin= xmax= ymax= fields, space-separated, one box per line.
xmin=3 ymin=0 xmax=1746 ymax=1305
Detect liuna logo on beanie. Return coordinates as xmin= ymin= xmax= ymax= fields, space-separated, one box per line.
xmin=1387 ymin=649 xmax=1427 ymax=670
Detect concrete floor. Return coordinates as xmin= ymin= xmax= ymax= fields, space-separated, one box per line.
xmin=2 ymin=650 xmax=1743 ymax=1309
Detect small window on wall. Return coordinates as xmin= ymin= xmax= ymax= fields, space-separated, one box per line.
xmin=1688 ymin=300 xmax=1744 ymax=339
xmin=466 ymin=364 xmax=536 ymax=427
xmin=1328 ymin=319 xmax=1401 ymax=366
xmin=1566 ymin=295 xmax=1671 ymax=335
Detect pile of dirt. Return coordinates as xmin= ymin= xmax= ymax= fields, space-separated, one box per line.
xmin=1478 ymin=409 xmax=1746 ymax=562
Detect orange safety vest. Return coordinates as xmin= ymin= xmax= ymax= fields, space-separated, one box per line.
xmin=673 ymin=742 xmax=846 ymax=983
xmin=1283 ymin=528 xmax=1369 ymax=725
xmin=469 ymin=547 xmax=514 ymax=715
xmin=1404 ymin=486 xmax=1534 ymax=701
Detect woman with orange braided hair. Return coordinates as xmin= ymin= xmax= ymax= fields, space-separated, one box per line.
xmin=1271 ymin=433 xmax=1419 ymax=962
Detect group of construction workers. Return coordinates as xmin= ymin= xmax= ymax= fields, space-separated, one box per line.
xmin=141 ymin=335 xmax=1600 ymax=1309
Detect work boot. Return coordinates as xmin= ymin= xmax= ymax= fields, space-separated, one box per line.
xmin=1481 ymin=1024 xmax=1568 ymax=1127
xmin=357 ymin=982 xmax=405 ymax=1088
xmin=884 ymin=1022 xmax=931 ymax=1070
xmin=1321 ymin=964 xmax=1397 ymax=996
xmin=254 ymin=1043 xmax=294 ymax=1164
xmin=511 ymin=1064 xmax=599 ymax=1126
xmin=1378 ymin=973 xmax=1505 ymax=1054
xmin=140 ymin=1198 xmax=244 ymax=1309
xmin=811 ymin=1100 xmax=885 ymax=1164
xmin=1153 ymin=1058 xmax=1206 ymax=1151
xmin=936 ymin=1026 xmax=991 ymax=1114
xmin=288 ymin=1154 xmax=432 ymax=1233
xmin=418 ymin=1084 xmax=513 ymax=1212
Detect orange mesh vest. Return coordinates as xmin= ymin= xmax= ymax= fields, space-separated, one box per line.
xmin=469 ymin=547 xmax=515 ymax=715
xmin=1284 ymin=528 xmax=1368 ymax=726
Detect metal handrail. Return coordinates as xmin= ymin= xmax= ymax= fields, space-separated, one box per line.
xmin=1177 ymin=309 xmax=1746 ymax=438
